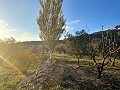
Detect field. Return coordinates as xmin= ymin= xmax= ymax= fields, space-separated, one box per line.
xmin=0 ymin=53 xmax=120 ymax=90
xmin=0 ymin=0 xmax=120 ymax=90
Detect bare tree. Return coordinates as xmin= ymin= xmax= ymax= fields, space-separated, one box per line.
xmin=37 ymin=0 xmax=66 ymax=61
xmin=88 ymin=26 xmax=120 ymax=78
xmin=111 ymin=32 xmax=120 ymax=66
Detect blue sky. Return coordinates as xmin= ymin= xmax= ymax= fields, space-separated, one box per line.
xmin=0 ymin=0 xmax=120 ymax=41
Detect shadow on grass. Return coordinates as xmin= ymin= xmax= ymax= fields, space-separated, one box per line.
xmin=64 ymin=60 xmax=77 ymax=65
xmin=17 ymin=57 xmax=120 ymax=90
xmin=60 ymin=66 xmax=97 ymax=90
xmin=53 ymin=57 xmax=77 ymax=66
xmin=60 ymin=61 xmax=120 ymax=90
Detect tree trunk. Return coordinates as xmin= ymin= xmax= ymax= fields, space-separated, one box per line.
xmin=112 ymin=60 xmax=115 ymax=67
xmin=49 ymin=49 xmax=53 ymax=62
xmin=112 ymin=61 xmax=115 ymax=67
xmin=98 ymin=71 xmax=102 ymax=79
xmin=112 ymin=54 xmax=117 ymax=67
xmin=97 ymin=66 xmax=102 ymax=79
xmin=77 ymin=57 xmax=80 ymax=66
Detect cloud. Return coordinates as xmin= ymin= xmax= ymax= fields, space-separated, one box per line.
xmin=6 ymin=29 xmax=16 ymax=32
xmin=21 ymin=32 xmax=31 ymax=41
xmin=0 ymin=19 xmax=16 ymax=39
xmin=17 ymin=32 xmax=41 ymax=41
xmin=72 ymin=20 xmax=80 ymax=23
xmin=66 ymin=20 xmax=80 ymax=25
xmin=0 ymin=19 xmax=39 ymax=42
xmin=65 ymin=20 xmax=80 ymax=32
xmin=65 ymin=26 xmax=74 ymax=32
xmin=0 ymin=20 xmax=8 ymax=28
xmin=0 ymin=20 xmax=6 ymax=24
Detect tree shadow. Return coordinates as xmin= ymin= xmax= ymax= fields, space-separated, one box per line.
xmin=64 ymin=60 xmax=77 ymax=65
xmin=60 ymin=61 xmax=120 ymax=90
xmin=60 ymin=65 xmax=98 ymax=90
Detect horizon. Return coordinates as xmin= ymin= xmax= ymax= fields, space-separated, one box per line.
xmin=0 ymin=0 xmax=120 ymax=41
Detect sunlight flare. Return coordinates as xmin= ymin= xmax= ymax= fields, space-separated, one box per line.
xmin=0 ymin=55 xmax=27 ymax=78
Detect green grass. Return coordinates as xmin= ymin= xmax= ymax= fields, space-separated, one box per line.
xmin=0 ymin=53 xmax=120 ymax=90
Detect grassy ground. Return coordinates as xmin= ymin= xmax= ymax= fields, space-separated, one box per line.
xmin=60 ymin=59 xmax=120 ymax=90
xmin=0 ymin=53 xmax=120 ymax=90
xmin=0 ymin=53 xmax=46 ymax=90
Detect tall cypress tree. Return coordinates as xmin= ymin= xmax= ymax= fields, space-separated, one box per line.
xmin=37 ymin=0 xmax=66 ymax=61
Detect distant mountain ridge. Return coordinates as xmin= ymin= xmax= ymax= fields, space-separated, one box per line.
xmin=18 ymin=25 xmax=120 ymax=45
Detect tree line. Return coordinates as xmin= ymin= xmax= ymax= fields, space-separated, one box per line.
xmin=61 ymin=28 xmax=120 ymax=78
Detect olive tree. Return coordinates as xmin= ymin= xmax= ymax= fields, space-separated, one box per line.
xmin=37 ymin=0 xmax=66 ymax=61
xmin=65 ymin=30 xmax=89 ymax=66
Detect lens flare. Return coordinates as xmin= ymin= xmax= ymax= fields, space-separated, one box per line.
xmin=0 ymin=55 xmax=27 ymax=78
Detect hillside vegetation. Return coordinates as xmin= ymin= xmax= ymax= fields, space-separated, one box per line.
xmin=0 ymin=28 xmax=120 ymax=90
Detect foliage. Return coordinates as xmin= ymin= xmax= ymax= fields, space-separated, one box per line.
xmin=0 ymin=41 xmax=120 ymax=90
xmin=54 ymin=43 xmax=66 ymax=54
xmin=65 ymin=30 xmax=89 ymax=65
xmin=0 ymin=26 xmax=120 ymax=89
xmin=37 ymin=0 xmax=66 ymax=60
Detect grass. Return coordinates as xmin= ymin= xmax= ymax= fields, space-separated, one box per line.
xmin=0 ymin=53 xmax=120 ymax=90
xmin=60 ymin=57 xmax=120 ymax=90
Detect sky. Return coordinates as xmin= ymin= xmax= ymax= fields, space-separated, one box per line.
xmin=0 ymin=0 xmax=120 ymax=41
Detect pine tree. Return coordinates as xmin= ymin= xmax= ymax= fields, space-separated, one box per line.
xmin=37 ymin=0 xmax=66 ymax=61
